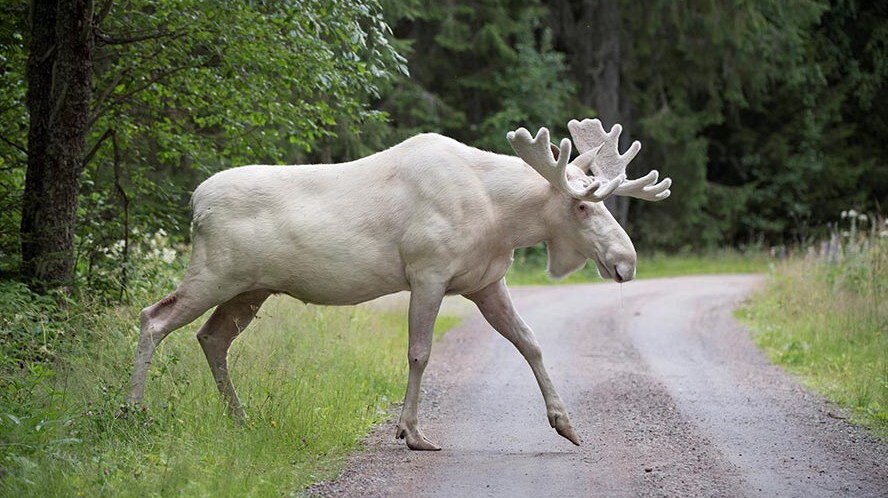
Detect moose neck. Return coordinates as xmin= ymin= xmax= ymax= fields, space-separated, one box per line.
xmin=485 ymin=155 xmax=566 ymax=251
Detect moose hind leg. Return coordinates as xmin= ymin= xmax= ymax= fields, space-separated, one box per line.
xmin=196 ymin=289 xmax=270 ymax=420
xmin=129 ymin=281 xmax=230 ymax=404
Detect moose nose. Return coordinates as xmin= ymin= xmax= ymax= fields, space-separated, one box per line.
xmin=614 ymin=262 xmax=635 ymax=283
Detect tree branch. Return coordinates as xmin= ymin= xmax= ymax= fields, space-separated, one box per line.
xmin=82 ymin=127 xmax=114 ymax=167
xmin=0 ymin=135 xmax=28 ymax=155
xmin=111 ymin=129 xmax=130 ymax=301
xmin=95 ymin=29 xmax=179 ymax=46
xmin=89 ymin=71 xmax=124 ymax=127
xmin=88 ymin=62 xmax=206 ymax=127
xmin=92 ymin=31 xmax=186 ymax=64
xmin=117 ymin=63 xmax=202 ymax=103
xmin=93 ymin=0 xmax=114 ymax=26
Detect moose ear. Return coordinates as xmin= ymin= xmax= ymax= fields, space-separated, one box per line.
xmin=549 ymin=143 xmax=560 ymax=161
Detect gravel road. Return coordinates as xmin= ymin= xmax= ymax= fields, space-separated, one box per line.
xmin=311 ymin=275 xmax=887 ymax=497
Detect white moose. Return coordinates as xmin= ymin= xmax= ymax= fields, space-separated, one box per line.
xmin=128 ymin=118 xmax=671 ymax=451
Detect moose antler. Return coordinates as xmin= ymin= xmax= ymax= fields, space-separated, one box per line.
xmin=567 ymin=118 xmax=671 ymax=201
xmin=506 ymin=127 xmax=624 ymax=202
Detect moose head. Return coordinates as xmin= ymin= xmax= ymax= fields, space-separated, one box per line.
xmin=507 ymin=118 xmax=672 ymax=282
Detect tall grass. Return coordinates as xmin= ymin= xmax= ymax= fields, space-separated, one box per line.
xmin=0 ymin=292 xmax=458 ymax=496
xmin=506 ymin=247 xmax=770 ymax=286
xmin=738 ymin=219 xmax=887 ymax=438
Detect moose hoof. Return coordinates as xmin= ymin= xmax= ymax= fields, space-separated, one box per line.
xmin=228 ymin=408 xmax=247 ymax=425
xmin=220 ymin=399 xmax=248 ymax=423
xmin=396 ymin=425 xmax=442 ymax=451
xmin=549 ymin=413 xmax=581 ymax=446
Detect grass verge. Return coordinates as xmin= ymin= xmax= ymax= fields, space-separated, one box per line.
xmin=737 ymin=239 xmax=887 ymax=439
xmin=506 ymin=248 xmax=770 ymax=286
xmin=1 ymin=293 xmax=459 ymax=496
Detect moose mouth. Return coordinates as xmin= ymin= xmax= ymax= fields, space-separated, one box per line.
xmin=613 ymin=265 xmax=628 ymax=283
xmin=593 ymin=256 xmax=613 ymax=280
xmin=593 ymin=256 xmax=630 ymax=282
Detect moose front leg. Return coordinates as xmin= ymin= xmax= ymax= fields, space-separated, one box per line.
xmin=396 ymin=280 xmax=446 ymax=451
xmin=465 ymin=278 xmax=580 ymax=445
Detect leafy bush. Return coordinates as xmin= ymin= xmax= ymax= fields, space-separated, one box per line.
xmin=0 ymin=243 xmax=185 ymax=488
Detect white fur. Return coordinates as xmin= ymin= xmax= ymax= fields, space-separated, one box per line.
xmin=188 ymin=133 xmax=634 ymax=303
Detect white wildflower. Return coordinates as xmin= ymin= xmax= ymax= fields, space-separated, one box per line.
xmin=880 ymin=230 xmax=888 ymax=238
xmin=848 ymin=209 xmax=858 ymax=217
xmin=841 ymin=210 xmax=848 ymax=219
xmin=858 ymin=213 xmax=868 ymax=222
xmin=161 ymin=247 xmax=177 ymax=264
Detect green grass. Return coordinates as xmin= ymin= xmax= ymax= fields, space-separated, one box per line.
xmin=737 ymin=240 xmax=887 ymax=439
xmin=506 ymin=249 xmax=770 ymax=286
xmin=0 ymin=295 xmax=459 ymax=496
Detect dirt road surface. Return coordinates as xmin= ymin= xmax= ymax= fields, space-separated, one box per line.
xmin=311 ymin=275 xmax=887 ymax=497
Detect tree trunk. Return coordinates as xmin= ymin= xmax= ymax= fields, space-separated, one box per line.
xmin=616 ymin=86 xmax=633 ymax=227
xmin=549 ymin=0 xmax=630 ymax=225
xmin=591 ymin=0 xmax=629 ymax=225
xmin=21 ymin=0 xmax=94 ymax=290
xmin=592 ymin=0 xmax=621 ymax=126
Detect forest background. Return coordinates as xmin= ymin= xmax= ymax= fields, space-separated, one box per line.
xmin=1 ymin=0 xmax=885 ymax=297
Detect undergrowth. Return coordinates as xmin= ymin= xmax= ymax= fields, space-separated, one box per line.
xmin=0 ymin=246 xmax=459 ymax=496
xmin=738 ymin=218 xmax=887 ymax=438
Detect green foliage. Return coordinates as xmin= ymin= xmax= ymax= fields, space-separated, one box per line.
xmin=0 ymin=0 xmax=28 ymax=272
xmin=0 ymin=281 xmax=64 ymax=363
xmin=622 ymin=0 xmax=831 ymax=247
xmin=376 ymin=0 xmax=576 ymax=152
xmin=471 ymin=32 xmax=576 ymax=152
xmin=663 ymin=0 xmax=885 ymax=247
xmin=738 ymin=217 xmax=888 ymax=438
xmin=0 ymin=0 xmax=405 ymax=293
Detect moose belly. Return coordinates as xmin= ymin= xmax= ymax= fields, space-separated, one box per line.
xmin=264 ymin=250 xmax=512 ymax=305
xmin=275 ymin=271 xmax=408 ymax=306
xmin=252 ymin=243 xmax=409 ymax=306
